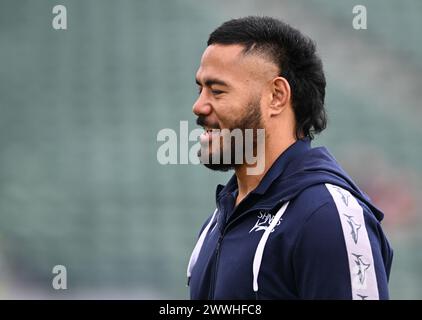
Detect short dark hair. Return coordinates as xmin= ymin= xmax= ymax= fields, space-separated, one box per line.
xmin=208 ymin=16 xmax=327 ymax=139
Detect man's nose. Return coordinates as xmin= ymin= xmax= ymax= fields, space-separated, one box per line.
xmin=192 ymin=93 xmax=212 ymax=116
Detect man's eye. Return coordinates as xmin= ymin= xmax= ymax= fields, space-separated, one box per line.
xmin=211 ymin=90 xmax=224 ymax=95
xmin=197 ymin=87 xmax=202 ymax=95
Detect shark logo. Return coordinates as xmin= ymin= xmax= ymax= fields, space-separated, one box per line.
xmin=352 ymin=253 xmax=371 ymax=285
xmin=249 ymin=211 xmax=281 ymax=233
xmin=344 ymin=214 xmax=361 ymax=244
xmin=356 ymin=294 xmax=368 ymax=300
xmin=333 ymin=186 xmax=350 ymax=206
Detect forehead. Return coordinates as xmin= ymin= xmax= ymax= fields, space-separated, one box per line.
xmin=196 ymin=44 xmax=277 ymax=85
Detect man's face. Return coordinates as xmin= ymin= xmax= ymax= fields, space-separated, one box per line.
xmin=193 ymin=44 xmax=277 ymax=171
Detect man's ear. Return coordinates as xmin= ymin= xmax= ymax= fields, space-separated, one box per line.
xmin=268 ymin=77 xmax=291 ymax=117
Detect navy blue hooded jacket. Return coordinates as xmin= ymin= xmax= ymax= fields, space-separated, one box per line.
xmin=187 ymin=138 xmax=393 ymax=300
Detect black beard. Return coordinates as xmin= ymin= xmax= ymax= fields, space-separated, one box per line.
xmin=197 ymin=100 xmax=263 ymax=172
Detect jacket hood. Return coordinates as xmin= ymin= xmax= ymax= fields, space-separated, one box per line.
xmin=266 ymin=144 xmax=385 ymax=222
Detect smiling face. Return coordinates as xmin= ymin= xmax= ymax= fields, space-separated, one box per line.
xmin=193 ymin=44 xmax=279 ymax=171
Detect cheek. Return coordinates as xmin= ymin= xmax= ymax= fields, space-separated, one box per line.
xmin=213 ymin=99 xmax=245 ymax=127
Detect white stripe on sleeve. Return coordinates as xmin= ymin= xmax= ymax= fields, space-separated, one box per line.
xmin=325 ymin=183 xmax=379 ymax=300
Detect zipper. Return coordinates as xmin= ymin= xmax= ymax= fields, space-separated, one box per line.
xmin=208 ymin=233 xmax=223 ymax=299
xmin=207 ymin=199 xmax=286 ymax=299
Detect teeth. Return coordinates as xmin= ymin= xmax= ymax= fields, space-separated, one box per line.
xmin=205 ymin=128 xmax=219 ymax=133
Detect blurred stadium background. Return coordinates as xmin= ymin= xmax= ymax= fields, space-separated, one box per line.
xmin=0 ymin=0 xmax=421 ymax=299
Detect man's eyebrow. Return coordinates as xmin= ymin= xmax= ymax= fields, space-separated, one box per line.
xmin=195 ymin=77 xmax=230 ymax=88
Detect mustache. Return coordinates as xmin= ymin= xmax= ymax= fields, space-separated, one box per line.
xmin=196 ymin=116 xmax=219 ymax=129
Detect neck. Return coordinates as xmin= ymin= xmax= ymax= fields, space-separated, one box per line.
xmin=234 ymin=134 xmax=296 ymax=206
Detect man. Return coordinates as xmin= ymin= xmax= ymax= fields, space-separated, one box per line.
xmin=187 ymin=16 xmax=393 ymax=300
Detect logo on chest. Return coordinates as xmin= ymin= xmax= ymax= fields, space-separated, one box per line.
xmin=249 ymin=211 xmax=282 ymax=233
